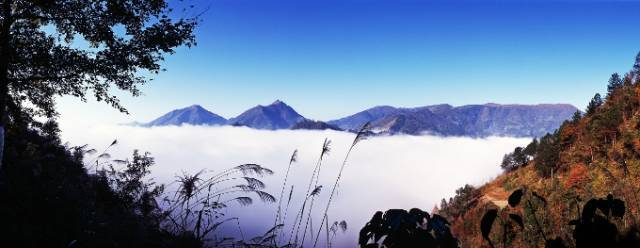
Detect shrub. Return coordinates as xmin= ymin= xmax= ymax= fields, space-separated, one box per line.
xmin=565 ymin=164 xmax=589 ymax=189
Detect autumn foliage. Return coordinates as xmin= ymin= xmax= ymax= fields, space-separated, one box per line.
xmin=435 ymin=53 xmax=640 ymax=248
xmin=565 ymin=163 xmax=589 ymax=189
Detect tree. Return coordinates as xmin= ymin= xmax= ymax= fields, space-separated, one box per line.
xmin=523 ymin=138 xmax=538 ymax=157
xmin=595 ymin=103 xmax=623 ymax=145
xmin=633 ymin=51 xmax=640 ymax=78
xmin=571 ymin=111 xmax=582 ymax=123
xmin=623 ymin=73 xmax=634 ymax=87
xmin=501 ymin=147 xmax=530 ymax=172
xmin=0 ymin=119 xmax=202 ymax=247
xmin=0 ymin=0 xmax=197 ymax=169
xmin=607 ymin=73 xmax=623 ymax=98
xmin=535 ymin=132 xmax=561 ymax=177
xmin=512 ymin=147 xmax=529 ymax=167
xmin=586 ymin=93 xmax=603 ymax=115
xmin=501 ymin=153 xmax=517 ymax=172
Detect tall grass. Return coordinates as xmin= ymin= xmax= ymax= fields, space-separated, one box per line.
xmin=300 ymin=138 xmax=332 ymax=246
xmin=80 ymin=126 xmax=368 ymax=248
xmin=269 ymin=123 xmax=370 ymax=248
xmin=163 ymin=163 xmax=277 ymax=244
xmin=273 ymin=149 xmax=298 ymax=244
xmin=312 ymin=122 xmax=370 ymax=247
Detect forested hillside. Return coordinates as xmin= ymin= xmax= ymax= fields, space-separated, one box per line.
xmin=434 ymin=54 xmax=640 ymax=248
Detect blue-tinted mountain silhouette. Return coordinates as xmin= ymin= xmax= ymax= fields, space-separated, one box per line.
xmin=144 ymin=101 xmax=578 ymax=137
xmin=290 ymin=119 xmax=342 ymax=131
xmin=227 ymin=100 xmax=306 ymax=130
xmin=144 ymin=104 xmax=227 ymax=127
xmin=329 ymin=103 xmax=578 ymax=137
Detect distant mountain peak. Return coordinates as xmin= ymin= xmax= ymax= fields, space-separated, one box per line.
xmin=228 ymin=100 xmax=306 ymax=130
xmin=144 ymin=104 xmax=227 ymax=127
xmin=187 ymin=104 xmax=204 ymax=109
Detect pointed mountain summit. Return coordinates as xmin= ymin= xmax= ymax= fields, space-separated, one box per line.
xmin=144 ymin=104 xmax=227 ymax=127
xmin=228 ymin=100 xmax=306 ymax=130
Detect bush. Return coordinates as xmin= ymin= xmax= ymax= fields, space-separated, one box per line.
xmin=0 ymin=121 xmax=199 ymax=248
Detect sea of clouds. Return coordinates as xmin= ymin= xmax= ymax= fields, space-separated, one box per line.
xmin=60 ymin=124 xmax=530 ymax=247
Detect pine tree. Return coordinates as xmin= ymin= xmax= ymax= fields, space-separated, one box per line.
xmin=586 ymin=93 xmax=603 ymax=115
xmin=624 ymin=73 xmax=634 ymax=87
xmin=523 ymin=138 xmax=538 ymax=157
xmin=571 ymin=111 xmax=582 ymax=123
xmin=607 ymin=73 xmax=623 ymax=97
xmin=633 ymin=51 xmax=640 ymax=77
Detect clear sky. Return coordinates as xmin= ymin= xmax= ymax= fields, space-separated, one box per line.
xmin=58 ymin=0 xmax=640 ymax=127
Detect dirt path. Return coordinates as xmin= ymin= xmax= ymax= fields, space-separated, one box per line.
xmin=482 ymin=186 xmax=509 ymax=208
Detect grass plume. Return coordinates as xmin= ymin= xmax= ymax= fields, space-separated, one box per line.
xmin=313 ymin=122 xmax=371 ymax=247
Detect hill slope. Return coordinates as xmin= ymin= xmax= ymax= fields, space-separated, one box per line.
xmin=436 ymin=62 xmax=640 ymax=247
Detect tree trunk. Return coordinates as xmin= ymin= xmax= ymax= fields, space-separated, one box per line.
xmin=0 ymin=0 xmax=12 ymax=170
xmin=0 ymin=126 xmax=4 ymax=169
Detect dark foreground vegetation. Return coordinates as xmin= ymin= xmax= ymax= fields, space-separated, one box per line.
xmin=0 ymin=120 xmax=203 ymax=247
xmin=0 ymin=117 xmax=370 ymax=247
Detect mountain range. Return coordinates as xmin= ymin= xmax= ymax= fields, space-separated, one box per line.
xmin=329 ymin=103 xmax=578 ymax=137
xmin=142 ymin=101 xmax=578 ymax=137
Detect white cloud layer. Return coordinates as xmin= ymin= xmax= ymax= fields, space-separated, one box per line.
xmin=60 ymin=124 xmax=530 ymax=247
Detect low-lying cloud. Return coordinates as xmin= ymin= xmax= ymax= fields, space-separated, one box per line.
xmin=60 ymin=124 xmax=530 ymax=247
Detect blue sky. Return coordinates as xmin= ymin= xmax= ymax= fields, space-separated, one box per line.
xmin=58 ymin=0 xmax=640 ymax=126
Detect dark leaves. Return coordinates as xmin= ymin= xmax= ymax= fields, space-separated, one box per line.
xmin=359 ymin=209 xmax=458 ymax=248
xmin=5 ymin=0 xmax=197 ymax=117
xmin=430 ymin=214 xmax=451 ymax=233
xmin=508 ymin=189 xmax=523 ymax=207
xmin=532 ymin=191 xmax=548 ymax=205
xmin=570 ymin=195 xmax=628 ymax=247
xmin=596 ymin=198 xmax=611 ymax=217
xmin=481 ymin=209 xmax=498 ymax=246
xmin=359 ymin=211 xmax=383 ymax=246
xmin=586 ymin=195 xmax=626 ymax=219
xmin=582 ymin=199 xmax=598 ymax=221
xmin=612 ymin=199 xmax=625 ymax=218
xmin=509 ymin=214 xmax=524 ymax=229
xmin=545 ymin=237 xmax=566 ymax=248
